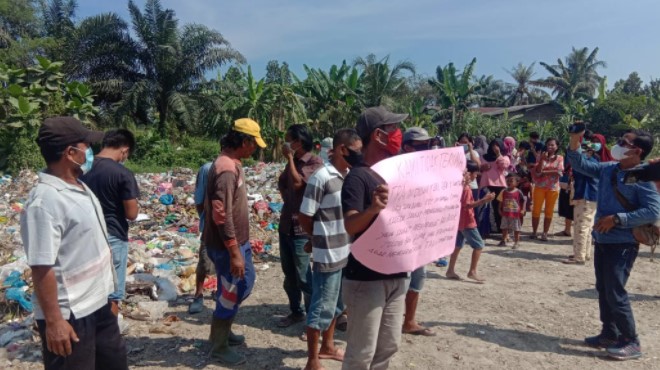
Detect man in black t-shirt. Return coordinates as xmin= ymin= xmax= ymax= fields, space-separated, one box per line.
xmin=341 ymin=106 xmax=409 ymax=370
xmin=81 ymin=129 xmax=139 ymax=316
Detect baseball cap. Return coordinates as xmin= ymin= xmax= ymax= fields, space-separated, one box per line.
xmin=233 ymin=118 xmax=267 ymax=148
xmin=403 ymin=127 xmax=431 ymax=143
xmin=37 ymin=117 xmax=104 ymax=148
xmin=356 ymin=106 xmax=408 ymax=141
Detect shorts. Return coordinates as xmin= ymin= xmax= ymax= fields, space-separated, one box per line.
xmin=307 ymin=268 xmax=345 ymax=331
xmin=501 ymin=216 xmax=522 ymax=232
xmin=409 ymin=266 xmax=426 ymax=292
xmin=195 ymin=243 xmax=216 ymax=277
xmin=455 ymin=228 xmax=485 ymax=249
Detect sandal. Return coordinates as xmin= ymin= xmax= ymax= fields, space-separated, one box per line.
xmin=277 ymin=313 xmax=305 ymax=328
xmin=540 ymin=234 xmax=548 ymax=241
xmin=403 ymin=327 xmax=436 ymax=337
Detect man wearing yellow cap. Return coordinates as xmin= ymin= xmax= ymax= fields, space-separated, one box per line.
xmin=202 ymin=118 xmax=266 ymax=365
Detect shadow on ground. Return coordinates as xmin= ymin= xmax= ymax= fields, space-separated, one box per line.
xmin=126 ymin=335 xmax=305 ymax=369
xmin=566 ymin=288 xmax=660 ymax=302
xmin=436 ymin=321 xmax=600 ymax=358
xmin=486 ymin=248 xmax=569 ymax=262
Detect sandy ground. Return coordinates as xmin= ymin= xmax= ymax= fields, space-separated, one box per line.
xmin=9 ymin=215 xmax=660 ymax=370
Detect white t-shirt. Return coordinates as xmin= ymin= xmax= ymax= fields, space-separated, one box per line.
xmin=21 ymin=173 xmax=115 ymax=320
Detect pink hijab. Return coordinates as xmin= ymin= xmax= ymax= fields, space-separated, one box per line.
xmin=503 ymin=136 xmax=517 ymax=172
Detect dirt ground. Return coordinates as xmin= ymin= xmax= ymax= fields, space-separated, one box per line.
xmin=10 ymin=215 xmax=660 ymax=370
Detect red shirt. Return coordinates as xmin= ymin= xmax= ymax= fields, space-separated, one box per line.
xmin=458 ymin=186 xmax=477 ymax=230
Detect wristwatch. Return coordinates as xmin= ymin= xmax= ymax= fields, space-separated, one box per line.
xmin=613 ymin=215 xmax=621 ymax=226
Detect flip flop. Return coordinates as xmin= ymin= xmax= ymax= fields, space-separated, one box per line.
xmin=403 ymin=328 xmax=436 ymax=337
xmin=318 ymin=347 xmax=345 ymax=361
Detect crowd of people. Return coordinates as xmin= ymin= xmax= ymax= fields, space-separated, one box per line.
xmin=17 ymin=110 xmax=660 ymax=369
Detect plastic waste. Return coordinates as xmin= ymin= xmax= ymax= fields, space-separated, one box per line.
xmin=5 ymin=287 xmax=32 ymax=312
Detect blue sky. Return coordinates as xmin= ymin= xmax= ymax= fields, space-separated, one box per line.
xmin=76 ymin=0 xmax=659 ymax=87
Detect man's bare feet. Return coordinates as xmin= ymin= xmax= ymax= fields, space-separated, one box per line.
xmin=467 ymin=272 xmax=485 ymax=283
xmin=446 ymin=272 xmax=462 ymax=280
xmin=318 ymin=347 xmax=344 ymax=362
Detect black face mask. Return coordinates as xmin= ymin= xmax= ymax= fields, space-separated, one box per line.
xmin=343 ymin=148 xmax=363 ymax=167
xmin=412 ymin=143 xmax=430 ymax=152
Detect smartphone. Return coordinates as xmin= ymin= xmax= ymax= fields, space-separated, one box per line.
xmin=568 ymin=122 xmax=587 ymax=134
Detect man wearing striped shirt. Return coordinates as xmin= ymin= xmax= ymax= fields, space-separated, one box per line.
xmin=299 ymin=129 xmax=361 ymax=370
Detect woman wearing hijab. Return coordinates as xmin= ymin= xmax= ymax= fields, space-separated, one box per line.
xmin=589 ymin=134 xmax=614 ymax=162
xmin=478 ymin=139 xmax=510 ymax=236
xmin=503 ymin=136 xmax=517 ymax=172
xmin=531 ymin=138 xmax=564 ymax=241
xmin=473 ymin=135 xmax=489 ymax=157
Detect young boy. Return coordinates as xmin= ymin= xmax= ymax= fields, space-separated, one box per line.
xmin=497 ymin=173 xmax=526 ymax=249
xmin=446 ymin=160 xmax=495 ymax=283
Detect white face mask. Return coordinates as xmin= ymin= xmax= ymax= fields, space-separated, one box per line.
xmin=610 ymin=144 xmax=630 ymax=161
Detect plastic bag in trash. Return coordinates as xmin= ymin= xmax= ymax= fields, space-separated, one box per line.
xmin=159 ymin=194 xmax=174 ymax=205
xmin=3 ymin=271 xmax=26 ymax=288
xmin=5 ymin=287 xmax=33 ymax=312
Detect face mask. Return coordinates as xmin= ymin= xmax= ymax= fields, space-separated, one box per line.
xmin=343 ymin=147 xmax=363 ymax=167
xmin=71 ymin=146 xmax=94 ymax=174
xmin=377 ymin=128 xmax=402 ymax=156
xmin=610 ymin=144 xmax=630 ymax=161
xmin=412 ymin=143 xmax=430 ymax=152
xmin=590 ymin=142 xmax=602 ymax=152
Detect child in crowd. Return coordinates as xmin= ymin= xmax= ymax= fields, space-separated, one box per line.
xmin=446 ymin=160 xmax=495 ymax=283
xmin=497 ymin=173 xmax=526 ymax=249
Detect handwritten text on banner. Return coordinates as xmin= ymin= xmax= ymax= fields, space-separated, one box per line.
xmin=351 ymin=147 xmax=466 ymax=274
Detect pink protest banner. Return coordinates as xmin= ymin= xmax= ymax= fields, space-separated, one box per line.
xmin=351 ymin=146 xmax=466 ymax=274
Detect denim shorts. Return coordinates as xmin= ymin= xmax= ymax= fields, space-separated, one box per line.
xmin=456 ymin=228 xmax=485 ymax=249
xmin=408 ymin=266 xmax=426 ymax=292
xmin=306 ymin=268 xmax=345 ymax=331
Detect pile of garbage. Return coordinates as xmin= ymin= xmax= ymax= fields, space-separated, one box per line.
xmin=0 ymin=162 xmax=286 ymax=362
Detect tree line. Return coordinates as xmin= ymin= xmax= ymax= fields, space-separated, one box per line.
xmin=1 ymin=0 xmax=659 ymax=172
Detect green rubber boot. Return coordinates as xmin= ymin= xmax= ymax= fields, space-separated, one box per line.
xmin=209 ymin=318 xmax=246 ymax=365
xmin=228 ymin=331 xmax=245 ymax=346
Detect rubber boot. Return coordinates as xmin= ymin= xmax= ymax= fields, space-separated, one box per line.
xmin=229 ymin=331 xmax=245 ymax=346
xmin=210 ymin=318 xmax=246 ymax=365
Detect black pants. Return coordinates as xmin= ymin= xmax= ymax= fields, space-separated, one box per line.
xmin=37 ymin=303 xmax=128 ymax=370
xmin=594 ymin=243 xmax=639 ymax=342
xmin=488 ymin=186 xmax=505 ymax=233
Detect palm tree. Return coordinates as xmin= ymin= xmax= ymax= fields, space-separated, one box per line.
xmin=504 ymin=62 xmax=550 ymax=106
xmin=534 ymin=47 xmax=606 ymax=105
xmin=428 ymin=58 xmax=482 ymax=122
xmin=352 ymin=54 xmax=415 ymax=107
xmin=68 ymin=0 xmax=244 ymax=135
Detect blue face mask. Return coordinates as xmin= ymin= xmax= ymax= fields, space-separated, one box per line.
xmin=71 ymin=146 xmax=94 ymax=174
xmin=590 ymin=142 xmax=602 ymax=152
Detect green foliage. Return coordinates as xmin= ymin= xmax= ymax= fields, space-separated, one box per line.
xmin=0 ymin=57 xmax=99 ymax=173
xmin=126 ymin=131 xmax=219 ymax=172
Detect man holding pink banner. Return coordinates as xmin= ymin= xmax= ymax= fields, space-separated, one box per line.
xmin=341 ymin=106 xmax=408 ymax=370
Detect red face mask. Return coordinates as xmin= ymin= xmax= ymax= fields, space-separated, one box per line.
xmin=378 ymin=128 xmax=402 ymax=155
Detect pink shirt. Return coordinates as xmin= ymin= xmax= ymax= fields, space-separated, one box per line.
xmin=533 ymin=155 xmax=564 ymax=190
xmin=479 ymin=155 xmax=510 ymax=188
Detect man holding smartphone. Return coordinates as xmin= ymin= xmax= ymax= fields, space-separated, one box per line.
xmin=567 ymin=126 xmax=660 ymax=360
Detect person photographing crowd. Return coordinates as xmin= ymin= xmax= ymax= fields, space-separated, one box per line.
xmin=567 ymin=124 xmax=660 ymax=361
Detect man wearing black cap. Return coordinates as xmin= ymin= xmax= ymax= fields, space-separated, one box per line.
xmin=21 ymin=117 xmax=128 ymax=369
xmin=341 ymin=106 xmax=409 ymax=370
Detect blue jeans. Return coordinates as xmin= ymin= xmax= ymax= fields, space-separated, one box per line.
xmin=279 ymin=233 xmax=312 ymax=316
xmin=409 ymin=266 xmax=426 ymax=293
xmin=456 ymin=228 xmax=485 ymax=249
xmin=594 ymin=243 xmax=639 ymax=341
xmin=307 ymin=267 xmax=345 ymax=331
xmin=207 ymin=242 xmax=255 ymax=320
xmin=108 ymin=236 xmax=128 ymax=301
